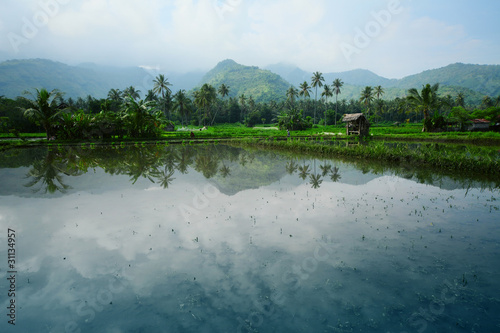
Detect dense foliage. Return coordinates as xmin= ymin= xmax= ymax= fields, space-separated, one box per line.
xmin=1 ymin=67 xmax=500 ymax=138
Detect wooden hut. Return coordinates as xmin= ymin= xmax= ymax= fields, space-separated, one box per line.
xmin=342 ymin=113 xmax=370 ymax=137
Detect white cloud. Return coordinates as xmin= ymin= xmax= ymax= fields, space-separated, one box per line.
xmin=0 ymin=0 xmax=499 ymax=78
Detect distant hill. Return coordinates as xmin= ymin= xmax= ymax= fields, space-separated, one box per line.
xmin=0 ymin=59 xmax=204 ymax=100
xmin=0 ymin=58 xmax=497 ymax=107
xmin=265 ymin=62 xmax=496 ymax=105
xmin=393 ymin=63 xmax=500 ymax=97
xmin=198 ymin=59 xmax=290 ymax=103
xmin=266 ymin=63 xmax=395 ymax=87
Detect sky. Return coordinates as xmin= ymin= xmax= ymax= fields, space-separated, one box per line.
xmin=0 ymin=0 xmax=499 ymax=79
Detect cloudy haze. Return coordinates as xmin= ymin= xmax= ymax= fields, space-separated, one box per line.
xmin=1 ymin=0 xmax=499 ymax=78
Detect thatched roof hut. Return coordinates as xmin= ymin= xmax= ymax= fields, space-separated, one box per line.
xmin=342 ymin=113 xmax=370 ymax=137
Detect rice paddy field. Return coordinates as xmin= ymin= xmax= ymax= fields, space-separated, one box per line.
xmin=0 ymin=144 xmax=499 ymax=332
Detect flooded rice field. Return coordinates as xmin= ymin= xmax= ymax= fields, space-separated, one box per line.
xmin=0 ymin=144 xmax=499 ymax=332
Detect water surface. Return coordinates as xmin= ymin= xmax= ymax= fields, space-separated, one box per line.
xmin=0 ymin=144 xmax=499 ymax=332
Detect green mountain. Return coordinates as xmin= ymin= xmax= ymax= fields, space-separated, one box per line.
xmin=0 ymin=59 xmax=204 ymax=100
xmin=1 ymin=58 xmax=497 ymax=107
xmin=393 ymin=63 xmax=500 ymax=97
xmin=198 ymin=59 xmax=290 ymax=103
xmin=266 ymin=62 xmax=495 ymax=106
xmin=266 ymin=63 xmax=396 ymax=87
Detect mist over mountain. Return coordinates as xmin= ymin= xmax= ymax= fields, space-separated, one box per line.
xmin=265 ymin=63 xmax=396 ymax=88
xmin=0 ymin=58 xmax=497 ymax=106
xmin=0 ymin=59 xmax=204 ymax=100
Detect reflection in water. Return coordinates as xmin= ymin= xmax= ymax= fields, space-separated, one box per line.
xmin=0 ymin=144 xmax=499 ymax=332
xmin=24 ymin=153 xmax=73 ymax=194
xmin=1 ymin=143 xmax=497 ymax=194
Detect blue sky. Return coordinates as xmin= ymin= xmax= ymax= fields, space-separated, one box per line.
xmin=0 ymin=0 xmax=499 ymax=78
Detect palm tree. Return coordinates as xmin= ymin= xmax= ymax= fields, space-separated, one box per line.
xmin=122 ymin=86 xmax=141 ymax=100
xmin=481 ymin=95 xmax=493 ymax=109
xmin=20 ymin=88 xmax=66 ymax=139
xmin=286 ymin=86 xmax=298 ymax=106
xmin=455 ymin=92 xmax=465 ymax=108
xmin=374 ymin=85 xmax=385 ymax=119
xmin=152 ymin=74 xmax=172 ymax=119
xmin=311 ymin=71 xmax=325 ymax=124
xmin=374 ymin=85 xmax=385 ymax=100
xmin=332 ymin=79 xmax=344 ymax=125
xmin=122 ymin=96 xmax=157 ymax=137
xmin=173 ymin=90 xmax=192 ymax=126
xmin=107 ymin=88 xmax=122 ymax=103
xmin=299 ymin=81 xmax=312 ymax=99
xmin=145 ymin=89 xmax=158 ymax=102
xmin=218 ymin=84 xmax=230 ymax=99
xmin=239 ymin=94 xmax=247 ymax=122
xmin=359 ymin=86 xmax=374 ymax=118
xmin=406 ymin=83 xmax=441 ymax=132
xmin=321 ymin=84 xmax=333 ymax=125
xmin=152 ymin=74 xmax=172 ymax=99
xmin=194 ymin=84 xmax=216 ymax=126
xmin=248 ymin=96 xmax=256 ymax=112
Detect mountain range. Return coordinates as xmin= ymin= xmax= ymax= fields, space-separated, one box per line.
xmin=1 ymin=58 xmax=499 ymax=106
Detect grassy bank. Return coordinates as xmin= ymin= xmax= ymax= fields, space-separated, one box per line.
xmin=235 ymin=137 xmax=500 ymax=178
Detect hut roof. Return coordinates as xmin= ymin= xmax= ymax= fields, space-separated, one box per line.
xmin=342 ymin=113 xmax=366 ymax=122
xmin=471 ymin=119 xmax=490 ymax=124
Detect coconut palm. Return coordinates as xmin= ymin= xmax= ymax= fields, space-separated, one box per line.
xmin=145 ymin=89 xmax=158 ymax=102
xmin=194 ymin=84 xmax=217 ymax=126
xmin=20 ymin=88 xmax=66 ymax=139
xmin=218 ymin=84 xmax=230 ymax=99
xmin=122 ymin=96 xmax=159 ymax=137
xmin=122 ymin=86 xmax=141 ymax=100
xmin=173 ymin=90 xmax=192 ymax=127
xmin=374 ymin=85 xmax=385 ymax=116
xmin=311 ymin=71 xmax=325 ymax=124
xmin=481 ymin=95 xmax=493 ymax=109
xmin=238 ymin=94 xmax=247 ymax=122
xmin=321 ymin=84 xmax=333 ymax=125
xmin=455 ymin=92 xmax=465 ymax=108
xmin=406 ymin=83 xmax=441 ymax=131
xmin=332 ymin=79 xmax=344 ymax=125
xmin=107 ymin=88 xmax=122 ymax=103
xmin=299 ymin=81 xmax=312 ymax=99
xmin=359 ymin=86 xmax=374 ymax=118
xmin=153 ymin=74 xmax=172 ymax=99
xmin=286 ymin=86 xmax=299 ymax=106
xmin=374 ymin=85 xmax=385 ymax=100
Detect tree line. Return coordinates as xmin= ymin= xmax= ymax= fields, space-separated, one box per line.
xmin=1 ymin=72 xmax=499 ymax=138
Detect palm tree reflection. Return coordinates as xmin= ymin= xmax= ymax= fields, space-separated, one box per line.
xmin=24 ymin=151 xmax=72 ymax=194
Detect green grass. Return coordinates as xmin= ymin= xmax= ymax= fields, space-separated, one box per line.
xmin=235 ymin=138 xmax=500 ymax=178
xmin=2 ymin=123 xmax=500 ymax=149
